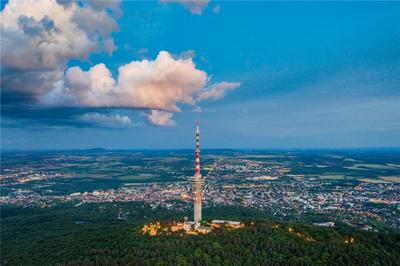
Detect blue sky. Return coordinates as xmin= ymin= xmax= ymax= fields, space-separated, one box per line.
xmin=1 ymin=1 xmax=399 ymax=150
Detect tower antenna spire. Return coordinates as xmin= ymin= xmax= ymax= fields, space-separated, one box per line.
xmin=195 ymin=121 xmax=200 ymax=176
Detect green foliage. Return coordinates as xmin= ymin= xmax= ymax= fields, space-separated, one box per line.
xmin=1 ymin=203 xmax=399 ymax=266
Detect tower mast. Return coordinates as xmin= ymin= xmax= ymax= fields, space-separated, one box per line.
xmin=193 ymin=121 xmax=204 ymax=227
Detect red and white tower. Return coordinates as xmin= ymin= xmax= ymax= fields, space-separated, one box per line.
xmin=193 ymin=121 xmax=204 ymax=227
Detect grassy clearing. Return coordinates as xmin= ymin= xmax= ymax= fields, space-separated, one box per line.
xmin=353 ymin=164 xmax=398 ymax=170
xmin=118 ymin=174 xmax=155 ymax=181
xmin=358 ymin=178 xmax=391 ymax=184
xmin=344 ymin=166 xmax=370 ymax=171
xmin=318 ymin=175 xmax=345 ymax=180
xmin=379 ymin=176 xmax=400 ymax=183
xmin=386 ymin=164 xmax=400 ymax=168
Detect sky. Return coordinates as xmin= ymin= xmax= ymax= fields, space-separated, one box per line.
xmin=1 ymin=0 xmax=399 ymax=150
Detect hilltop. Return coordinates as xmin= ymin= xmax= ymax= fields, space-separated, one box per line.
xmin=1 ymin=202 xmax=399 ymax=266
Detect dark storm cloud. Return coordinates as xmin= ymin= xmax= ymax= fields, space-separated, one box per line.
xmin=1 ymin=98 xmax=134 ymax=129
xmin=1 ymin=103 xmax=95 ymax=128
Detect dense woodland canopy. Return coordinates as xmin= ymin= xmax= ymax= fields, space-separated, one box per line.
xmin=1 ymin=202 xmax=399 ymax=266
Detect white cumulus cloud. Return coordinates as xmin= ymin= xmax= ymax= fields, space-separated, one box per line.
xmin=146 ymin=110 xmax=176 ymax=127
xmin=54 ymin=51 xmax=208 ymax=112
xmin=197 ymin=81 xmax=241 ymax=101
xmin=40 ymin=51 xmax=240 ymax=126
xmin=79 ymin=113 xmax=134 ymax=128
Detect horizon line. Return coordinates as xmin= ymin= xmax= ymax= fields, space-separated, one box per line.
xmin=2 ymin=147 xmax=400 ymax=153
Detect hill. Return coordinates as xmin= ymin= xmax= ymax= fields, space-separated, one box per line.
xmin=1 ymin=203 xmax=399 ymax=265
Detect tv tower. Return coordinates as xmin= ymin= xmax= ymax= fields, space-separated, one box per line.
xmin=193 ymin=121 xmax=204 ymax=227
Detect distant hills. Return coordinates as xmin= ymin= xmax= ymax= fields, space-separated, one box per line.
xmin=2 ymin=147 xmax=400 ymax=153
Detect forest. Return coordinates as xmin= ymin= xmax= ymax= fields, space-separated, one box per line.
xmin=1 ymin=202 xmax=400 ymax=266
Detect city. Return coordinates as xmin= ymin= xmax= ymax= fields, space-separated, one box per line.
xmin=2 ymin=149 xmax=399 ymax=231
